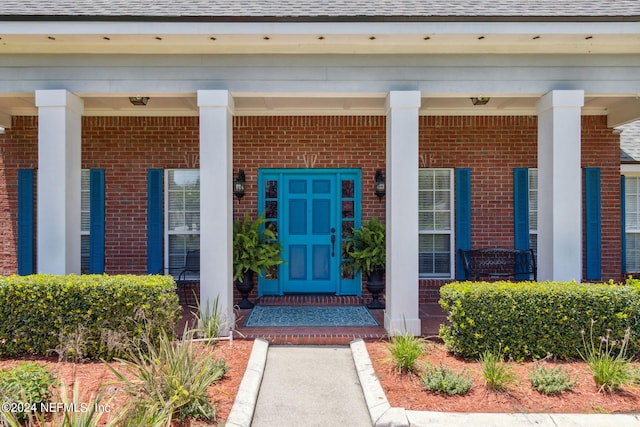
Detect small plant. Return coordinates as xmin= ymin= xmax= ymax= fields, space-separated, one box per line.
xmin=529 ymin=364 xmax=577 ymax=395
xmin=193 ymin=295 xmax=226 ymax=342
xmin=480 ymin=349 xmax=516 ymax=391
xmin=420 ymin=362 xmax=473 ymax=395
xmin=0 ymin=362 xmax=57 ymax=423
xmin=388 ymin=332 xmax=425 ymax=374
xmin=108 ymin=328 xmax=229 ymax=422
xmin=55 ymin=324 xmax=90 ymax=362
xmin=578 ymin=323 xmax=634 ymax=393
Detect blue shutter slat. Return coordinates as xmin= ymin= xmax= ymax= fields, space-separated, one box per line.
xmin=147 ymin=169 xmax=163 ymax=274
xmin=89 ymin=169 xmax=105 ymax=274
xmin=585 ymin=168 xmax=602 ymax=280
xmin=455 ymin=168 xmax=472 ymax=280
xmin=621 ymin=175 xmax=626 ymax=275
xmin=17 ymin=169 xmax=34 ymax=275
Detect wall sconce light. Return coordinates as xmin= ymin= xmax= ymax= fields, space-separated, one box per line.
xmin=470 ymin=97 xmax=490 ymax=106
xmin=374 ymin=169 xmax=386 ymax=200
xmin=233 ymin=169 xmax=246 ymax=201
xmin=129 ymin=96 xmax=150 ymax=106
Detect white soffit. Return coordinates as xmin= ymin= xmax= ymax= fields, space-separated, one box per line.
xmin=0 ymin=21 xmax=639 ymax=54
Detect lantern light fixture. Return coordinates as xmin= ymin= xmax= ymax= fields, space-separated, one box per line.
xmin=234 ymin=169 xmax=246 ymax=202
xmin=374 ymin=169 xmax=386 ymax=200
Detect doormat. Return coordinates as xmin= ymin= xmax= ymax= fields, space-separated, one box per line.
xmin=244 ymin=305 xmax=379 ymax=327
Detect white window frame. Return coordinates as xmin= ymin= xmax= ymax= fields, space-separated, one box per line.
xmin=622 ymin=168 xmax=640 ymax=273
xmin=164 ymin=169 xmax=200 ymax=278
xmin=418 ymin=168 xmax=455 ymax=279
xmin=80 ymin=169 xmax=90 ymax=274
xmin=528 ymin=168 xmax=538 ymax=256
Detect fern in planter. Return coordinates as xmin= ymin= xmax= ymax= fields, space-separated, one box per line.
xmin=347 ymin=217 xmax=386 ymax=275
xmin=346 ymin=217 xmax=386 ymax=308
xmin=233 ymin=213 xmax=283 ymax=308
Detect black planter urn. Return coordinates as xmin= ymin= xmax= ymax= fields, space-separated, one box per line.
xmin=235 ymin=270 xmax=255 ymax=309
xmin=366 ymin=267 xmax=385 ymax=309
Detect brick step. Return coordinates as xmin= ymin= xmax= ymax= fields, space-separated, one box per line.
xmin=256 ymin=295 xmax=365 ymax=306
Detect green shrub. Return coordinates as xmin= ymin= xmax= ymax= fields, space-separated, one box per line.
xmin=529 ymin=365 xmax=577 ymax=394
xmin=439 ymin=280 xmax=640 ymax=360
xmin=0 ymin=362 xmax=56 ymax=423
xmin=388 ymin=333 xmax=425 ymax=374
xmin=108 ymin=328 xmax=228 ymax=422
xmin=480 ymin=349 xmax=517 ymax=391
xmin=0 ymin=274 xmax=181 ymax=359
xmin=420 ymin=362 xmax=473 ymax=395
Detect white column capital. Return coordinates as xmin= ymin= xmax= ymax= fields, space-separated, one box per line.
xmin=536 ymin=90 xmax=584 ymax=115
xmin=197 ymin=90 xmax=235 ymax=112
xmin=385 ymin=91 xmax=421 ymax=112
xmin=35 ymin=89 xmax=84 ymax=115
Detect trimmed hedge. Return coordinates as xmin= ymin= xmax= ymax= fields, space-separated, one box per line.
xmin=439 ymin=280 xmax=640 ymax=361
xmin=0 ymin=274 xmax=181 ymax=359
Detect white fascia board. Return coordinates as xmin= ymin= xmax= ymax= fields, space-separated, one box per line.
xmin=1 ymin=20 xmax=639 ymax=36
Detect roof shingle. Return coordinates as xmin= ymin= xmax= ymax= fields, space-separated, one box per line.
xmin=1 ymin=0 xmax=639 ymax=20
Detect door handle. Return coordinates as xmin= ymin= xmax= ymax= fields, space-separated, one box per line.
xmin=330 ymin=227 xmax=336 ymax=257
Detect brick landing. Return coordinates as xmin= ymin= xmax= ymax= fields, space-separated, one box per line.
xmin=179 ymin=295 xmax=447 ymax=345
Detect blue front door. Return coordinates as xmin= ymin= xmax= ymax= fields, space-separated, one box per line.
xmin=258 ymin=169 xmax=361 ymax=295
xmin=283 ymin=174 xmax=337 ymax=293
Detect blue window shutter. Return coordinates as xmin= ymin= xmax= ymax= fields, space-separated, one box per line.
xmin=147 ymin=169 xmax=163 ymax=274
xmin=621 ymin=175 xmax=626 ymax=275
xmin=17 ymin=169 xmax=34 ymax=275
xmin=585 ymin=168 xmax=601 ymax=280
xmin=513 ymin=168 xmax=530 ymax=251
xmin=455 ymin=168 xmax=472 ymax=280
xmin=89 ymin=169 xmax=105 ymax=274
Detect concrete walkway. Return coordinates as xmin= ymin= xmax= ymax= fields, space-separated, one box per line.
xmin=226 ymin=339 xmax=640 ymax=427
xmin=251 ymin=346 xmax=371 ymax=427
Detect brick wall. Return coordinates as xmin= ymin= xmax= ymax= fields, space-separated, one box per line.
xmin=0 ymin=115 xmax=621 ymax=304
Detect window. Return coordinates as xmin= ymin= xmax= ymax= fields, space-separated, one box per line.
xmin=625 ymin=176 xmax=640 ymax=272
xmin=419 ymin=169 xmax=454 ymax=278
xmin=165 ymin=169 xmax=200 ymax=278
xmin=80 ymin=169 xmax=90 ymax=274
xmin=528 ymin=168 xmax=538 ymax=256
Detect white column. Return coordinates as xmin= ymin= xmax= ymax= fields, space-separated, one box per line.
xmin=35 ymin=90 xmax=84 ymax=275
xmin=197 ymin=90 xmax=235 ymax=334
xmin=384 ymin=91 xmax=422 ymax=336
xmin=536 ymin=90 xmax=584 ymax=282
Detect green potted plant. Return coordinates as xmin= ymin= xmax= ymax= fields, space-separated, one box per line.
xmin=233 ymin=213 xmax=283 ymax=308
xmin=347 ymin=217 xmax=386 ymax=309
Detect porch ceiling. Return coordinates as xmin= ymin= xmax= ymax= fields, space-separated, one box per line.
xmin=0 ymin=93 xmax=637 ymax=124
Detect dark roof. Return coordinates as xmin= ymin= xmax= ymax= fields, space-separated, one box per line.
xmin=621 ymin=121 xmax=640 ymax=163
xmin=1 ymin=0 xmax=639 ymax=21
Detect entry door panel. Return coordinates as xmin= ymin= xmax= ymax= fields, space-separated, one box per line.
xmin=283 ymin=176 xmax=337 ymax=293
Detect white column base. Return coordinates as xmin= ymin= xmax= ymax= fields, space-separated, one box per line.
xmin=384 ymin=313 xmax=422 ymax=336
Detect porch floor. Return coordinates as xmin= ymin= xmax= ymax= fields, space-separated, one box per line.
xmin=178 ymin=294 xmax=446 ymax=345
